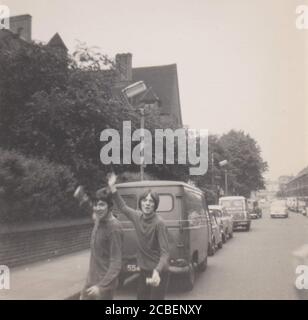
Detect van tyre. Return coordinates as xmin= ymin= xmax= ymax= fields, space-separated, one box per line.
xmin=229 ymin=231 xmax=233 ymax=238
xmin=218 ymin=241 xmax=223 ymax=249
xmin=118 ymin=274 xmax=125 ymax=288
xmin=198 ymin=256 xmax=207 ymax=272
xmin=182 ymin=263 xmax=195 ymax=291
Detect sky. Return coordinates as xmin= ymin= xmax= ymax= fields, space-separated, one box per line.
xmin=3 ymin=0 xmax=308 ymax=180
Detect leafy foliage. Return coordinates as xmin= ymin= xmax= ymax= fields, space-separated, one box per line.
xmin=218 ymin=130 xmax=268 ymax=198
xmin=0 ymin=42 xmax=69 ymax=147
xmin=0 ymin=148 xmax=82 ymax=223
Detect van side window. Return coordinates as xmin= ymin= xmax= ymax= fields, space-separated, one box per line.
xmin=156 ymin=194 xmax=173 ymax=212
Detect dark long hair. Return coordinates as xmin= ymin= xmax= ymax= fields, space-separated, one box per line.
xmin=95 ymin=187 xmax=113 ymax=209
xmin=138 ymin=189 xmax=160 ymax=211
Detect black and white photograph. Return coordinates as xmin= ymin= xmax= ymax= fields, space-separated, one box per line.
xmin=0 ymin=0 xmax=308 ymax=303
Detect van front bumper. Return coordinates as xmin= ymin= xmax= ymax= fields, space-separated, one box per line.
xmin=168 ymin=265 xmax=190 ymax=274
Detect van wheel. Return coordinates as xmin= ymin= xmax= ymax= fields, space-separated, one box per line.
xmin=208 ymin=239 xmax=215 ymax=256
xmin=229 ymin=231 xmax=233 ymax=238
xmin=198 ymin=257 xmax=207 ymax=272
xmin=218 ymin=241 xmax=223 ymax=249
xmin=182 ymin=264 xmax=195 ymax=291
xmin=118 ymin=274 xmax=125 ymax=288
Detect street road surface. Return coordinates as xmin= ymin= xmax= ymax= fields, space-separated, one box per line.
xmin=118 ymin=205 xmax=308 ymax=300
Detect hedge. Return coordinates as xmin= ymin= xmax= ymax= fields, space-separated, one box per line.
xmin=0 ymin=148 xmax=84 ymax=223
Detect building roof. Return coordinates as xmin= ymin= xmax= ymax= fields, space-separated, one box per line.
xmin=296 ymin=166 xmax=308 ymax=177
xmin=132 ymin=64 xmax=182 ymax=121
xmin=111 ymin=63 xmax=183 ymax=127
xmin=288 ymin=166 xmax=308 ymax=183
xmin=10 ymin=14 xmax=32 ymax=20
xmin=47 ymin=33 xmax=68 ymax=51
xmin=138 ymin=87 xmax=160 ymax=104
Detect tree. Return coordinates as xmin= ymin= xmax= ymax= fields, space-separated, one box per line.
xmin=0 ymin=38 xmax=218 ymax=192
xmin=218 ymin=130 xmax=268 ymax=198
xmin=0 ymin=42 xmax=69 ymax=147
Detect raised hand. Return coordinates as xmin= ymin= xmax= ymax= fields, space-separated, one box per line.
xmin=74 ymin=185 xmax=89 ymax=205
xmin=107 ymin=172 xmax=117 ymax=193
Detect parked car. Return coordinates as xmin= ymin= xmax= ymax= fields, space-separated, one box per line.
xmin=209 ymin=205 xmax=233 ymax=242
xmin=219 ymin=196 xmax=251 ymax=231
xmin=270 ymin=200 xmax=288 ymax=218
xmin=298 ymin=203 xmax=307 ymax=216
xmin=286 ymin=197 xmax=306 ymax=213
xmin=206 ymin=208 xmax=223 ymax=256
xmin=114 ymin=180 xmax=210 ymax=291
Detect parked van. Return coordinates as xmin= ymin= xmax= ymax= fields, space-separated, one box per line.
xmin=113 ymin=180 xmax=210 ymax=291
xmin=219 ymin=196 xmax=251 ymax=231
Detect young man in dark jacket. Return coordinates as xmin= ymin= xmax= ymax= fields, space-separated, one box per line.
xmin=75 ymin=186 xmax=123 ymax=300
xmin=108 ymin=173 xmax=170 ymax=300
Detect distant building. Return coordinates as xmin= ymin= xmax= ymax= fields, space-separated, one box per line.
xmin=278 ymin=175 xmax=293 ymax=195
xmin=285 ymin=167 xmax=308 ymax=198
xmin=265 ymin=180 xmax=279 ymax=193
xmin=254 ymin=180 xmax=279 ymax=200
xmin=0 ymin=14 xmax=66 ymax=53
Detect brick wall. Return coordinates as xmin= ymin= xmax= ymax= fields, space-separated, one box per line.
xmin=0 ymin=220 xmax=93 ymax=268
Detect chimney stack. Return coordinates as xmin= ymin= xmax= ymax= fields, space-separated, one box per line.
xmin=115 ymin=53 xmax=132 ymax=83
xmin=9 ymin=15 xmax=32 ymax=42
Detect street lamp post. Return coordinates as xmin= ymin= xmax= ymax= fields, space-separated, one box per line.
xmin=122 ymin=81 xmax=158 ymax=181
xmin=211 ymin=153 xmax=214 ymax=187
xmin=224 ymin=169 xmax=228 ymax=196
xmin=219 ymin=160 xmax=228 ymax=196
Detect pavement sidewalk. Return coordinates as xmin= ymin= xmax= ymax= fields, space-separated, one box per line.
xmin=0 ymin=250 xmax=90 ymax=300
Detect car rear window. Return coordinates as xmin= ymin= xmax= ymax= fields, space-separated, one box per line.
xmin=271 ymin=201 xmax=285 ymax=209
xmin=220 ymin=199 xmax=244 ymax=209
xmin=209 ymin=209 xmax=221 ymax=217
